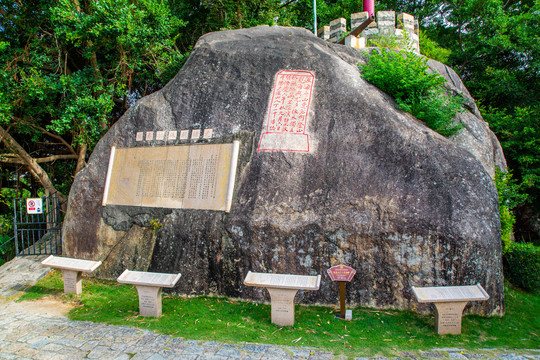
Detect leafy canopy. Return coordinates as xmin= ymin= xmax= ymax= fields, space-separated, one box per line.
xmin=0 ymin=0 xmax=187 ymax=199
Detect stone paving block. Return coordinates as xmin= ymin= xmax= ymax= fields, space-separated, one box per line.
xmin=41 ymin=342 xmax=65 ymax=352
xmin=420 ymin=351 xmax=445 ymax=358
xmin=216 ymin=346 xmax=243 ymax=357
xmin=202 ymin=341 xmax=222 ymax=347
xmin=12 ymin=347 xmax=39 ymax=359
xmin=116 ymin=334 xmax=143 ymax=345
xmin=499 ymin=355 xmax=528 ymax=360
xmin=110 ymin=341 xmax=129 ymax=351
xmin=0 ymin=352 xmax=17 ymax=359
xmin=170 ymin=337 xmax=185 ymax=345
xmin=149 ymin=335 xmax=173 ymax=350
xmin=465 ymin=354 xmax=486 ymax=359
xmin=184 ymin=340 xmax=201 ymax=346
xmin=58 ymin=328 xmax=84 ymax=338
xmin=26 ymin=334 xmax=52 ymax=344
xmin=28 ymin=338 xmax=54 ymax=350
xmin=95 ymin=328 xmax=116 ymax=339
xmin=182 ymin=345 xmax=206 ymax=355
xmin=130 ymin=352 xmax=156 ymax=360
xmin=97 ymin=334 xmax=115 ymax=347
xmin=158 ymin=349 xmax=184 ymax=359
xmin=398 ymin=352 xmax=418 ymax=359
xmin=18 ymin=333 xmax=40 ymax=343
xmin=309 ymin=352 xmax=335 ymax=360
xmin=289 ymin=348 xmax=313 ymax=357
xmin=242 ymin=354 xmax=264 ymax=360
xmin=450 ymin=353 xmax=469 ymax=359
xmin=171 ymin=355 xmax=199 ymax=360
xmin=525 ymin=356 xmax=540 ymax=360
xmin=146 ymin=354 xmax=168 ymax=360
xmin=74 ymin=329 xmax=101 ymax=340
xmin=241 ymin=344 xmax=269 ymax=353
xmin=67 ymin=338 xmax=88 ymax=348
xmin=263 ymin=346 xmax=292 ymax=359
xmin=113 ymin=354 xmax=133 ymax=360
xmin=79 ymin=339 xmax=101 ymax=351
xmin=0 ymin=317 xmax=14 ymax=326
xmin=124 ymin=345 xmax=145 ymax=354
xmin=202 ymin=348 xmax=219 ymax=356
xmin=33 ymin=350 xmax=71 ymax=360
xmin=137 ymin=334 xmax=162 ymax=347
xmin=87 ymin=345 xmax=119 ymax=359
xmin=201 ymin=356 xmax=228 ymax=360
xmin=261 ymin=355 xmax=293 ymax=360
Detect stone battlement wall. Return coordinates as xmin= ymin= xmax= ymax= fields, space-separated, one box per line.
xmin=318 ymin=11 xmax=420 ymax=54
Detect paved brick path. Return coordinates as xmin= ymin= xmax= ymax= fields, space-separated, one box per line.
xmin=0 ymin=256 xmax=538 ymax=360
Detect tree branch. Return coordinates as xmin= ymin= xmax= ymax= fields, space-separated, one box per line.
xmin=0 ymin=154 xmax=78 ymax=164
xmin=29 ymin=123 xmax=77 ymax=155
xmin=0 ymin=125 xmax=67 ymax=205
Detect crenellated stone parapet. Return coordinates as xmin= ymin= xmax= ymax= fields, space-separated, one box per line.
xmin=328 ymin=18 xmax=346 ymax=43
xmin=318 ymin=11 xmax=420 ymax=54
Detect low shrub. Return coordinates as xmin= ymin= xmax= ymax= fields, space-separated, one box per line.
xmin=504 ymin=242 xmax=540 ymax=293
xmin=359 ymin=48 xmax=463 ymax=137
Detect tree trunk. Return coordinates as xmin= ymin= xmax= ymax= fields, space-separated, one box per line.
xmin=75 ymin=143 xmax=87 ymax=174
xmin=0 ymin=126 xmax=68 ymax=208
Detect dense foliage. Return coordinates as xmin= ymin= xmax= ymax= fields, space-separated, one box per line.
xmin=419 ymin=0 xmax=540 ymax=218
xmin=504 ymin=242 xmax=540 ymax=293
xmin=487 ymin=107 xmax=540 ymax=213
xmin=360 ymin=49 xmax=463 ymax=137
xmin=495 ymin=168 xmax=528 ymax=253
xmin=0 ymin=0 xmax=187 ymax=201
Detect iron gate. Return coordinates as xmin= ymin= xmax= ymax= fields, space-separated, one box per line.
xmin=13 ymin=195 xmax=62 ymax=255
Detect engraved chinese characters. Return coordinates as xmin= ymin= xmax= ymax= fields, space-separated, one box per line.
xmin=258 ymin=70 xmax=315 ymax=152
xmin=411 ymin=284 xmax=490 ymax=334
xmin=244 ymin=271 xmax=321 ymax=326
xmin=117 ymin=270 xmax=182 ymax=317
xmin=103 ymin=142 xmax=240 ymax=212
xmin=41 ymin=255 xmax=102 ymax=294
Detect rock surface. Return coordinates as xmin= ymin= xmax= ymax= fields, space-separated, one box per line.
xmin=63 ymin=26 xmax=506 ymax=315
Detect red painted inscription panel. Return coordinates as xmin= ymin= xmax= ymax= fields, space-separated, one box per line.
xmin=258 ymin=70 xmax=315 ymax=152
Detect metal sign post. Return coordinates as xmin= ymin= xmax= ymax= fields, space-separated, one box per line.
xmin=327 ymin=265 xmax=356 ymax=319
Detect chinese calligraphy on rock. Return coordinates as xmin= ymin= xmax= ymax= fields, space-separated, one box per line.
xmin=258 ymin=70 xmax=315 ymax=152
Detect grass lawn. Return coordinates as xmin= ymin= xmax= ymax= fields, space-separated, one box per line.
xmin=19 ymin=271 xmax=539 ymax=357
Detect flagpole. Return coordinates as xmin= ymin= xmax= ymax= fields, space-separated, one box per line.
xmin=313 ymin=0 xmax=317 ymax=35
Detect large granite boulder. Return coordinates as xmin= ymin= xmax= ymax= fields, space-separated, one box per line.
xmin=63 ymin=26 xmax=506 ymax=315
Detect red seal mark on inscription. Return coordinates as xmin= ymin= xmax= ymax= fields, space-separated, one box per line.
xmin=258 ymin=70 xmax=315 ymax=152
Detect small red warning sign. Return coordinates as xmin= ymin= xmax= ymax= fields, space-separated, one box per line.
xmin=26 ymin=198 xmax=43 ymax=214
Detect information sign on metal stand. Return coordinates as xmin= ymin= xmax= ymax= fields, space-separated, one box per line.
xmin=327 ymin=265 xmax=356 ymax=319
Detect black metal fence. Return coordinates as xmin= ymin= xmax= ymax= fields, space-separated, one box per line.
xmin=13 ymin=195 xmax=62 ymax=256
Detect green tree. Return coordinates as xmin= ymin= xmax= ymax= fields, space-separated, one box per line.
xmin=0 ymin=0 xmax=186 ymax=203
xmin=414 ymin=0 xmax=539 ymax=239
xmin=487 ymin=107 xmax=540 ymax=211
xmin=423 ymin=0 xmax=539 ymax=111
